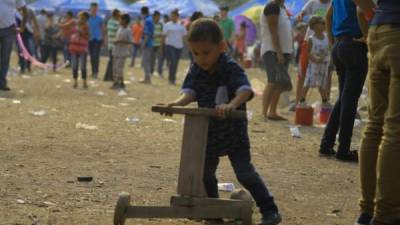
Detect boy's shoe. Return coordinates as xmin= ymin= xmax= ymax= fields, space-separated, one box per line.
xmin=319 ymin=148 xmax=336 ymax=157
xmin=110 ymin=82 xmax=120 ymax=90
xmin=260 ymin=212 xmax=282 ymax=225
xmin=356 ymin=213 xmax=373 ymax=225
xmin=336 ymin=150 xmax=358 ymax=163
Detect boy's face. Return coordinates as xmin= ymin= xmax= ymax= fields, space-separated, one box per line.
xmin=189 ymin=41 xmax=225 ymax=73
xmin=314 ymin=22 xmax=325 ymax=33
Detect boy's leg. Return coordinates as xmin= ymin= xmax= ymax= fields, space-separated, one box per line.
xmin=0 ymin=27 xmax=15 ymax=88
xmin=228 ymin=148 xmax=279 ymax=216
xmin=81 ymin=54 xmax=87 ymax=80
xmin=71 ymin=54 xmax=79 ymax=79
xmin=203 ymin=154 xmax=220 ymax=198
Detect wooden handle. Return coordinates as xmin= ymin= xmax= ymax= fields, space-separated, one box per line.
xmin=152 ymin=106 xmax=247 ymax=119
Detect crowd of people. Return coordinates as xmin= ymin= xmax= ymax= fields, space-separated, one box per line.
xmin=0 ymin=0 xmax=399 ymax=225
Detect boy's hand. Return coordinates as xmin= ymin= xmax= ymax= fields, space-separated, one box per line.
xmin=216 ymin=104 xmax=236 ymax=118
xmin=157 ymin=103 xmax=178 ymax=117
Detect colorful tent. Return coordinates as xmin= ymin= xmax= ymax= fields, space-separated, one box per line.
xmin=58 ymin=0 xmax=133 ymax=15
xmin=229 ymin=0 xmax=309 ymax=22
xmin=29 ymin=0 xmax=69 ymax=11
xmin=130 ymin=0 xmax=219 ymax=18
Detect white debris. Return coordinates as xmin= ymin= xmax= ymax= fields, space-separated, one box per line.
xmin=75 ymin=123 xmax=98 ymax=130
xmin=30 ymin=110 xmax=47 ymax=117
xmin=290 ymin=126 xmax=302 ymax=138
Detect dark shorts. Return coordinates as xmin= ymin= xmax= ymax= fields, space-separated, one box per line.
xmin=263 ymin=51 xmax=291 ymax=83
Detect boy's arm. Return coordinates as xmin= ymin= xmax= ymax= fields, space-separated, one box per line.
xmin=216 ymin=90 xmax=252 ymax=118
xmin=168 ymin=93 xmax=195 ymax=107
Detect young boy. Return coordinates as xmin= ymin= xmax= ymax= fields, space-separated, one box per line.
xmin=112 ymin=14 xmax=132 ymax=90
xmin=164 ymin=18 xmax=281 ymax=225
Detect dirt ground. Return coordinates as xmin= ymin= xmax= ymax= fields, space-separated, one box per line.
xmin=0 ymin=54 xmax=366 ymax=225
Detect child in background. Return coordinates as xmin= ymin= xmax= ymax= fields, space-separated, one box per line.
xmin=111 ymin=14 xmax=132 ymax=90
xmin=69 ymin=11 xmax=90 ymax=89
xmin=42 ymin=13 xmax=60 ymax=72
xmin=234 ymin=21 xmax=247 ymax=65
xmin=130 ymin=18 xmax=143 ymax=68
xmin=300 ymin=16 xmax=330 ymax=104
xmin=162 ymin=18 xmax=281 ymax=225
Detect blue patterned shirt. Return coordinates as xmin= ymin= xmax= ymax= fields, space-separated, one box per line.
xmin=182 ymin=54 xmax=253 ymax=156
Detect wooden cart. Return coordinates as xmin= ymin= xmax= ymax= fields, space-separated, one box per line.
xmin=114 ymin=106 xmax=253 ymax=225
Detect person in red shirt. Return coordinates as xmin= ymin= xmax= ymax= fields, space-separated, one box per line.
xmin=58 ymin=11 xmax=76 ymax=65
xmin=129 ymin=18 xmax=143 ymax=67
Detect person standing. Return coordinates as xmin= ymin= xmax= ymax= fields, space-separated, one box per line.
xmin=140 ymin=6 xmax=154 ymax=84
xmin=42 ymin=13 xmax=60 ymax=72
xmin=36 ymin=9 xmax=47 ymax=62
xmin=150 ymin=11 xmax=163 ymax=77
xmin=88 ymin=2 xmax=104 ymax=79
xmin=16 ymin=7 xmax=40 ymax=74
xmin=58 ymin=11 xmax=75 ymax=65
xmin=260 ymin=0 xmax=293 ymax=121
xmin=352 ymin=0 xmax=400 ymax=225
xmin=318 ymin=0 xmax=368 ymax=162
xmin=129 ymin=18 xmax=143 ymax=68
xmin=0 ymin=0 xmax=27 ymax=91
xmin=69 ymin=11 xmax=90 ymax=89
xmin=111 ymin=14 xmax=131 ymax=90
xmin=218 ymin=6 xmax=235 ymax=56
xmin=103 ymin=9 xmax=120 ymax=81
xmin=163 ymin=10 xmax=187 ymax=85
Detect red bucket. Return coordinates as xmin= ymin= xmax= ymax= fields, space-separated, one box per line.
xmin=295 ymin=105 xmax=314 ymax=126
xmin=319 ymin=106 xmax=332 ymax=124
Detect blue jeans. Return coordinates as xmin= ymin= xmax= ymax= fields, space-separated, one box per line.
xmin=0 ymin=26 xmax=15 ymax=87
xmin=320 ymin=39 xmax=368 ymax=154
xmin=18 ymin=31 xmax=36 ymax=73
xmin=63 ymin=39 xmax=71 ymax=63
xmin=89 ymin=39 xmax=102 ymax=76
xmin=150 ymin=46 xmax=164 ymax=75
xmin=165 ymin=45 xmax=182 ymax=84
xmin=142 ymin=46 xmax=152 ymax=80
xmin=71 ymin=53 xmax=87 ymax=80
xmin=204 ymin=147 xmax=279 ymax=216
xmin=103 ymin=50 xmax=113 ymax=81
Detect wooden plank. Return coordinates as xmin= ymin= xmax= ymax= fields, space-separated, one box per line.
xmin=177 ymin=115 xmax=209 ymax=197
xmin=125 ymin=205 xmax=244 ymax=219
xmin=152 ymin=106 xmax=247 ymax=119
xmin=170 ymin=196 xmax=250 ymax=207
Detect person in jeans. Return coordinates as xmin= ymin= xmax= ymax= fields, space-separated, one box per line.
xmin=0 ymin=0 xmax=27 ymax=91
xmin=58 ymin=11 xmax=75 ymax=66
xmin=150 ymin=11 xmax=163 ymax=77
xmin=69 ymin=11 xmax=89 ymax=89
xmin=16 ymin=7 xmax=40 ymax=74
xmin=103 ymin=9 xmax=120 ymax=81
xmin=140 ymin=6 xmax=154 ymax=84
xmin=164 ymin=19 xmax=281 ymax=225
xmin=111 ymin=14 xmax=131 ymax=90
xmin=163 ymin=10 xmax=187 ymax=85
xmin=218 ymin=6 xmax=235 ymax=56
xmin=88 ymin=2 xmax=104 ymax=79
xmin=260 ymin=0 xmax=293 ymax=121
xmin=129 ymin=18 xmax=143 ymax=68
xmin=352 ymin=0 xmax=400 ymax=225
xmin=42 ymin=13 xmax=60 ymax=72
xmin=318 ymin=0 xmax=368 ymax=162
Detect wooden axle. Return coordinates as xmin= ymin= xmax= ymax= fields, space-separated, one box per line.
xmin=151 ymin=106 xmax=247 ymax=119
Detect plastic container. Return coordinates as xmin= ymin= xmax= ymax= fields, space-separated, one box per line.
xmin=295 ymin=105 xmax=314 ymax=126
xmin=218 ymin=183 xmax=235 ymax=192
xmin=319 ymin=106 xmax=332 ymax=124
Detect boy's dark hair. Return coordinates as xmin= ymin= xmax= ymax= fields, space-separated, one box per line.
xmin=112 ymin=9 xmax=120 ymax=17
xmin=188 ymin=18 xmax=223 ymax=44
xmin=81 ymin=11 xmax=90 ymax=20
xmin=172 ymin=9 xmax=179 ymax=16
xmin=66 ymin=11 xmax=73 ymax=17
xmin=219 ymin=5 xmax=229 ymax=11
xmin=308 ymin=16 xmax=325 ymax=30
xmin=90 ymin=2 xmax=98 ymax=7
xmin=154 ymin=10 xmax=160 ymax=16
xmin=141 ymin=6 xmax=149 ymax=15
xmin=120 ymin=13 xmax=131 ymax=24
xmin=296 ymin=22 xmax=308 ymax=30
xmin=40 ymin=9 xmax=47 ymax=15
xmin=190 ymin=11 xmax=203 ymax=22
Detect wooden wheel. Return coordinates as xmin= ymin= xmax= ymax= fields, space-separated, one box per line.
xmin=114 ymin=192 xmax=131 ymax=225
